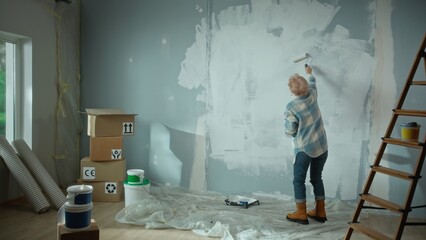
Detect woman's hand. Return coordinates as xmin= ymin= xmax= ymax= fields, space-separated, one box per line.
xmin=305 ymin=65 xmax=312 ymax=74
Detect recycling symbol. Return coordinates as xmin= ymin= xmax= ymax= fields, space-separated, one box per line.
xmin=105 ymin=182 xmax=117 ymax=194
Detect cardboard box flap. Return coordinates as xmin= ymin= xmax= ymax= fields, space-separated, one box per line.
xmin=85 ymin=108 xmax=138 ymax=137
xmin=86 ymin=108 xmax=137 ymax=117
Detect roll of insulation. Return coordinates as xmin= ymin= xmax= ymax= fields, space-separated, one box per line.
xmin=12 ymin=139 xmax=66 ymax=210
xmin=0 ymin=135 xmax=50 ymax=213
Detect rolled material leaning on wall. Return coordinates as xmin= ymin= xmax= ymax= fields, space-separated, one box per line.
xmin=0 ymin=135 xmax=50 ymax=213
xmin=12 ymin=139 xmax=66 ymax=210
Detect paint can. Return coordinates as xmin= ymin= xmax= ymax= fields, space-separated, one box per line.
xmin=124 ymin=179 xmax=150 ymax=207
xmin=400 ymin=122 xmax=421 ymax=142
xmin=64 ymin=202 xmax=93 ymax=230
xmin=66 ymin=184 xmax=93 ymax=205
xmin=126 ymin=169 xmax=144 ymax=185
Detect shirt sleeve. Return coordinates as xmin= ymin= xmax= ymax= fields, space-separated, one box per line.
xmin=307 ymin=74 xmax=318 ymax=99
xmin=307 ymin=74 xmax=316 ymax=88
xmin=284 ymin=110 xmax=298 ymax=137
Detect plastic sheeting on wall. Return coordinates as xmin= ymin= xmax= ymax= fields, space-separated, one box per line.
xmin=149 ymin=123 xmax=183 ymax=186
xmin=42 ymin=0 xmax=82 ymax=187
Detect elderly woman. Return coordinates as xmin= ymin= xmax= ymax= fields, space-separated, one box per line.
xmin=284 ymin=65 xmax=328 ymax=225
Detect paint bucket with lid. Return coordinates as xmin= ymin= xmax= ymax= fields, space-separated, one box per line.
xmin=401 ymin=122 xmax=421 ymax=142
xmin=58 ymin=184 xmax=94 ymax=230
xmin=66 ymin=184 xmax=93 ymax=205
xmin=63 ymin=202 xmax=93 ymax=230
xmin=124 ymin=169 xmax=150 ymax=207
xmin=126 ymin=169 xmax=145 ymax=185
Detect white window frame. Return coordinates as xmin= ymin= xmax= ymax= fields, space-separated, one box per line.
xmin=5 ymin=41 xmax=16 ymax=141
xmin=0 ymin=31 xmax=32 ymax=145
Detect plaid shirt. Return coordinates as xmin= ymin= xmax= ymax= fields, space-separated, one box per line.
xmin=284 ymin=74 xmax=328 ymax=157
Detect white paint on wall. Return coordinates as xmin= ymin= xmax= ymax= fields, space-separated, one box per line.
xmin=368 ymin=0 xmax=395 ymax=201
xmin=178 ymin=0 xmax=378 ymax=199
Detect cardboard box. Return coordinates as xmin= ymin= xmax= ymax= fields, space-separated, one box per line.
xmin=78 ymin=179 xmax=124 ymax=202
xmin=80 ymin=157 xmax=126 ymax=182
xmin=90 ymin=136 xmax=123 ymax=161
xmin=86 ymin=108 xmax=137 ymax=137
xmin=57 ymin=219 xmax=99 ymax=240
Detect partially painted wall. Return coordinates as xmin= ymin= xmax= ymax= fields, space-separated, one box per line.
xmin=178 ymin=0 xmax=376 ymax=200
xmin=80 ymin=0 xmax=426 ymax=213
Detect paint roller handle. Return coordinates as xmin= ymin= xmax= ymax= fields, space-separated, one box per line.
xmin=305 ymin=64 xmax=312 ymax=74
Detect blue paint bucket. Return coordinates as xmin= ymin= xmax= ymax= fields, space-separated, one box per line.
xmin=64 ymin=202 xmax=93 ymax=230
xmin=66 ymin=185 xmax=93 ymax=205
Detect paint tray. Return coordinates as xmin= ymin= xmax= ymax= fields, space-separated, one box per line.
xmin=225 ymin=195 xmax=260 ymax=209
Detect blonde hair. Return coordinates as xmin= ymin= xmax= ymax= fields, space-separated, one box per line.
xmin=288 ymin=74 xmax=308 ymax=96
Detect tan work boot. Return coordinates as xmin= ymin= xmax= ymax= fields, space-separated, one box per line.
xmin=307 ymin=199 xmax=327 ymax=223
xmin=286 ymin=202 xmax=309 ymax=224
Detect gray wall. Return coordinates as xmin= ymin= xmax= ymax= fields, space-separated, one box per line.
xmin=0 ymin=0 xmax=59 ymax=202
xmin=80 ymin=0 xmax=426 ymax=216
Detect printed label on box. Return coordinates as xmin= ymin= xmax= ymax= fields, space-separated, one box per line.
xmin=122 ymin=122 xmax=134 ymax=135
xmin=105 ymin=182 xmax=117 ymax=194
xmin=83 ymin=167 xmax=96 ymax=180
xmin=111 ymin=149 xmax=122 ymax=159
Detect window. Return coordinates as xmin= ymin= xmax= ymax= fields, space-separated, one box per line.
xmin=0 ymin=31 xmax=32 ymax=143
xmin=0 ymin=39 xmax=15 ymax=141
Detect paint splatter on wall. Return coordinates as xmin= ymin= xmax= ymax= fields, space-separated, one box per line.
xmin=178 ymin=0 xmax=375 ymax=199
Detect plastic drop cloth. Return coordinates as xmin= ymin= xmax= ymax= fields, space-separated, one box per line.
xmin=37 ymin=0 xmax=82 ymax=188
xmin=115 ymin=186 xmax=359 ymax=239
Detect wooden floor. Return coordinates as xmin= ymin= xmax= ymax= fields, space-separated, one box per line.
xmin=1 ymin=197 xmax=425 ymax=240
xmin=0 ymin=198 xmax=210 ymax=240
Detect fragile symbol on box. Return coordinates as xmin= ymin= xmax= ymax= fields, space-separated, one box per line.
xmin=122 ymin=122 xmax=134 ymax=135
xmin=111 ymin=149 xmax=122 ymax=159
xmin=83 ymin=167 xmax=96 ymax=180
xmin=105 ymin=182 xmax=117 ymax=194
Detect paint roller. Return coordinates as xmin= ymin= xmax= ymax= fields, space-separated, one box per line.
xmin=291 ymin=53 xmax=311 ymax=65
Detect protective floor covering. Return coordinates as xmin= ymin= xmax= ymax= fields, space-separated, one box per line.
xmin=115 ymin=186 xmax=364 ymax=239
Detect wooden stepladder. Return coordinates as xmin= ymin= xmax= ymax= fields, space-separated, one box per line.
xmin=345 ymin=33 xmax=426 ymax=240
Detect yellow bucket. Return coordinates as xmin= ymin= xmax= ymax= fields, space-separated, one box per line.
xmin=400 ymin=122 xmax=420 ymax=142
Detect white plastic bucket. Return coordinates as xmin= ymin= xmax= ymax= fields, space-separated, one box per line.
xmin=127 ymin=169 xmax=145 ymax=184
xmin=64 ymin=202 xmax=93 ymax=230
xmin=124 ymin=179 xmax=150 ymax=207
xmin=66 ymin=184 xmax=93 ymax=205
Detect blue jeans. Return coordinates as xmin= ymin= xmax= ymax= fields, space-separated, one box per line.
xmin=293 ymin=151 xmax=327 ymax=203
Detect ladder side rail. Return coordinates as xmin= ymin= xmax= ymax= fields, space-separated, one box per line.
xmin=423 ymin=51 xmax=426 ymax=76
xmin=396 ymin=175 xmax=423 ymax=239
xmin=347 ymin=142 xmax=388 ymax=227
xmin=413 ymin=134 xmax=426 ymax=178
xmin=344 ymin=226 xmax=354 ymax=239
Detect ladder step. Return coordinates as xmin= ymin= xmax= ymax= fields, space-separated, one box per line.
xmin=382 ymin=137 xmax=424 ymax=148
xmin=360 ymin=194 xmax=405 ymax=213
xmin=412 ymin=80 xmax=426 ymax=85
xmin=393 ymin=109 xmax=426 ymax=117
xmin=371 ymin=165 xmax=414 ymax=180
xmin=348 ymin=222 xmax=393 ymax=240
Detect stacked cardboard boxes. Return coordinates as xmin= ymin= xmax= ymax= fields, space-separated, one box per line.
xmin=79 ymin=109 xmax=137 ymax=202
